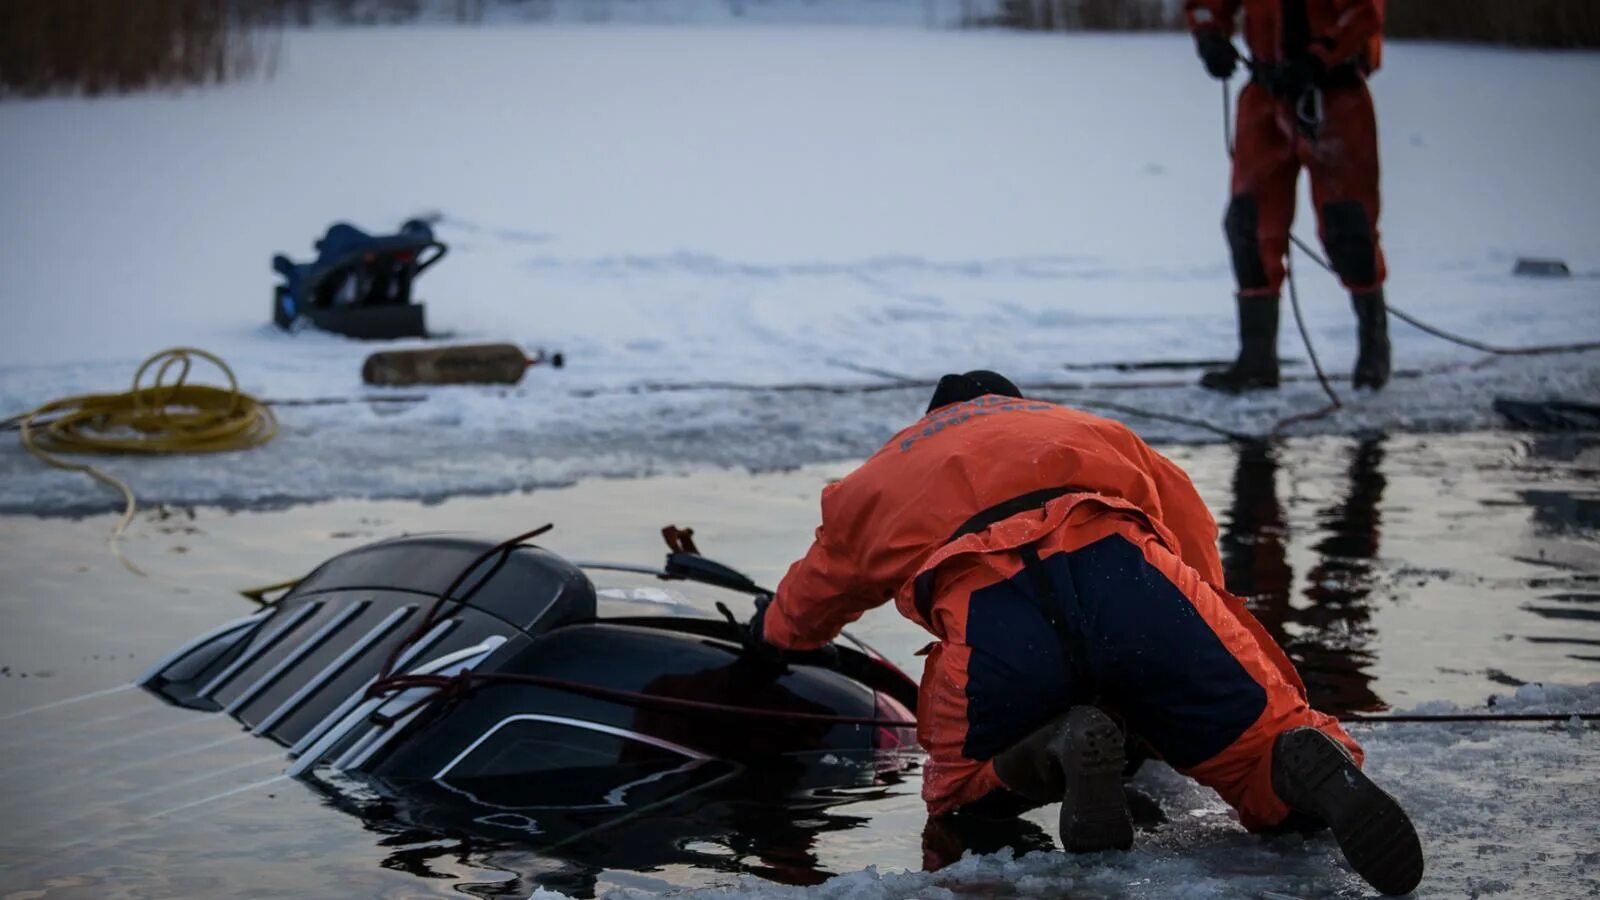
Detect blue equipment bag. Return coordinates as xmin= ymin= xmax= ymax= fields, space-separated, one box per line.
xmin=272 ymin=219 xmax=447 ymax=339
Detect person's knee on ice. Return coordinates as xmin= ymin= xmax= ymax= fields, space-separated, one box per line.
xmin=992 ymin=707 xmax=1133 ymax=853
xmin=991 ymin=713 xmax=1072 ymax=803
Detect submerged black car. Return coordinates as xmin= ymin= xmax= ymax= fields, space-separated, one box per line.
xmin=139 ymin=530 xmax=921 ymax=875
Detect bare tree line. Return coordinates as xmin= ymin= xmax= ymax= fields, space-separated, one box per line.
xmin=0 ymin=0 xmax=490 ymax=97
xmin=3 ymin=0 xmax=1596 ymax=99
xmin=1 ymin=0 xmax=279 ymax=97
xmin=1386 ymin=0 xmax=1600 ymax=48
xmin=978 ymin=0 xmax=1179 ymax=31
xmin=981 ymin=0 xmax=1600 ymax=47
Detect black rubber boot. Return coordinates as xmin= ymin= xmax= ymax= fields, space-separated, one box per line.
xmin=1200 ymin=294 xmax=1281 ymax=392
xmin=1271 ymin=727 xmax=1424 ymax=896
xmin=993 ymin=707 xmax=1133 ymax=853
xmin=1351 ymin=289 xmax=1392 ymax=390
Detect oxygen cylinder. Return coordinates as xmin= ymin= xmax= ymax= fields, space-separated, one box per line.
xmin=362 ymin=343 xmax=559 ymax=387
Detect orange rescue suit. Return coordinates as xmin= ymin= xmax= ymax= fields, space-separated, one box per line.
xmin=1186 ymin=0 xmax=1388 ymax=297
xmin=764 ymin=397 xmax=1359 ymax=827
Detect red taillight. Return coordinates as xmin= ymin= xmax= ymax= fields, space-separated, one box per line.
xmin=874 ymin=691 xmax=917 ymax=749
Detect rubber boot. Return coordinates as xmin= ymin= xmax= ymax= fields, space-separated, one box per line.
xmin=1351 ymin=289 xmax=1392 ymax=390
xmin=993 ymin=707 xmax=1133 ymax=853
xmin=1271 ymin=727 xmax=1425 ymax=896
xmin=1200 ymin=295 xmax=1281 ymax=392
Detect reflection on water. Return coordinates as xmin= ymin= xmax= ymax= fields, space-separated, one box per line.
xmin=327 ymin=750 xmax=1071 ymax=896
xmin=1214 ymin=431 xmax=1600 ymax=714
xmin=312 ymin=759 xmax=909 ymax=897
xmin=1220 ymin=438 xmax=1387 ymax=713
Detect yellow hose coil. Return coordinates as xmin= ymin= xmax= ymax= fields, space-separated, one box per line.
xmin=15 ymin=348 xmax=278 ymax=573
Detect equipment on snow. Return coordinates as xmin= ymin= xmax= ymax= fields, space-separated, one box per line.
xmin=1512 ymin=257 xmax=1572 ymax=278
xmin=361 ymin=343 xmax=564 ymax=387
xmin=272 ymin=220 xmax=446 ymax=339
xmin=1493 ymin=397 xmax=1600 ymax=431
xmin=1200 ymin=295 xmax=1281 ymax=392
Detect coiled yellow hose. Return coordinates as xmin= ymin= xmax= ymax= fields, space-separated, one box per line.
xmin=14 ymin=347 xmax=278 ymax=573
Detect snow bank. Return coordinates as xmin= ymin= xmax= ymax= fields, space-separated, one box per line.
xmin=1406 ymin=680 xmax=1600 ymax=716
xmin=2 ymin=28 xmax=1598 ymax=512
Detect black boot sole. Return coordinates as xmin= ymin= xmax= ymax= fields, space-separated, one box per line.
xmin=1057 ymin=707 xmax=1134 ymax=853
xmin=1199 ymin=370 xmax=1280 ymax=393
xmin=1274 ymin=728 xmax=1424 ymax=896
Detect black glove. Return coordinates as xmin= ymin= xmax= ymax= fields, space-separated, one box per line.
xmin=745 ymin=594 xmax=774 ymax=650
xmin=1268 ymin=53 xmax=1326 ymax=99
xmin=1194 ymin=32 xmax=1237 ymax=80
xmin=722 ymin=595 xmax=787 ymax=678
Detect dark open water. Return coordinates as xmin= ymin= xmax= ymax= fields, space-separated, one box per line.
xmin=0 ymin=431 xmax=1595 ymax=897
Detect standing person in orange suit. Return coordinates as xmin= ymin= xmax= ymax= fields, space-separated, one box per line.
xmin=745 ymin=371 xmax=1423 ymax=895
xmin=1187 ymin=0 xmax=1392 ymax=392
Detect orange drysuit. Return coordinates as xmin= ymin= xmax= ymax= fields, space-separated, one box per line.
xmin=763 ymin=397 xmax=1359 ymax=829
xmin=1186 ymin=0 xmax=1387 ymax=297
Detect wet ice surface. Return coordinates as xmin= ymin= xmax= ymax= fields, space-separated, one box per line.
xmin=1 ymin=432 xmax=1597 ymax=898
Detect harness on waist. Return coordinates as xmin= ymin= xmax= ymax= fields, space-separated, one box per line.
xmin=912 ymin=486 xmax=1096 ymax=689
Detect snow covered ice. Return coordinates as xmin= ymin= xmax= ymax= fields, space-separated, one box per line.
xmin=3 ymin=27 xmax=1599 ymax=512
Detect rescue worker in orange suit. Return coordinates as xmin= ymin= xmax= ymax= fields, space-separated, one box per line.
xmin=1187 ymin=0 xmax=1392 ymax=392
xmin=745 ymin=371 xmax=1424 ymax=896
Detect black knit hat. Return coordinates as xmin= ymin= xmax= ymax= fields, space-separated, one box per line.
xmin=926 ymin=370 xmax=1022 ymax=413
